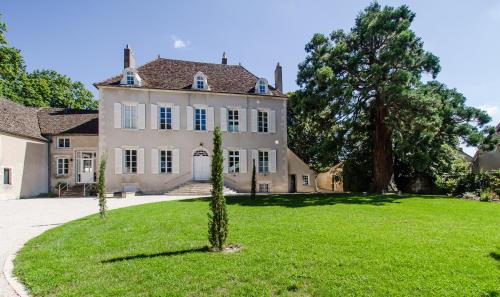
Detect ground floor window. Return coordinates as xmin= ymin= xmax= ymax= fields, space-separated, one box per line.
xmin=124 ymin=149 xmax=137 ymax=174
xmin=302 ymin=175 xmax=310 ymax=186
xmin=160 ymin=150 xmax=172 ymax=173
xmin=258 ymin=183 xmax=269 ymax=193
xmin=3 ymin=168 xmax=12 ymax=185
xmin=56 ymin=158 xmax=69 ymax=176
xmin=228 ymin=150 xmax=240 ymax=173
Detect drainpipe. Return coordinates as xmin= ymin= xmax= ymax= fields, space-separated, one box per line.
xmin=47 ymin=135 xmax=52 ymax=192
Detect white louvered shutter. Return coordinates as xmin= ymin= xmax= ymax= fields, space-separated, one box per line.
xmin=186 ymin=106 xmax=193 ymax=130
xmin=114 ymin=103 xmax=122 ymax=128
xmin=137 ymin=148 xmax=145 ymax=174
xmin=251 ymin=109 xmax=258 ymax=132
xmin=240 ymin=149 xmax=247 ymax=173
xmin=138 ymin=104 xmax=146 ymax=129
xmin=173 ymin=106 xmax=180 ymax=130
xmin=150 ymin=104 xmax=158 ymax=130
xmin=223 ymin=149 xmax=228 ymax=173
xmin=151 ymin=148 xmax=158 ymax=174
xmin=207 ymin=107 xmax=215 ymax=131
xmin=114 ymin=148 xmax=122 ymax=174
xmin=239 ymin=108 xmax=247 ymax=132
xmin=220 ymin=108 xmax=227 ymax=132
xmin=172 ymin=149 xmax=180 ymax=173
xmin=252 ymin=149 xmax=258 ymax=172
xmin=269 ymin=110 xmax=276 ymax=133
xmin=269 ymin=150 xmax=277 ymax=173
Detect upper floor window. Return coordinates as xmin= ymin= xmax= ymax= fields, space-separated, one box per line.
xmin=57 ymin=137 xmax=70 ymax=149
xmin=228 ymin=150 xmax=240 ymax=173
xmin=160 ymin=150 xmax=173 ymax=173
xmin=123 ymin=105 xmax=138 ymax=129
xmin=159 ymin=107 xmax=172 ymax=130
xmin=258 ymin=150 xmax=269 ymax=173
xmin=228 ymin=109 xmax=239 ymax=132
xmin=195 ymin=108 xmax=207 ymax=131
xmin=123 ymin=149 xmax=137 ymax=174
xmin=3 ymin=168 xmax=12 ymax=185
xmin=126 ymin=71 xmax=135 ymax=85
xmin=56 ymin=158 xmax=69 ymax=176
xmin=258 ymin=110 xmax=268 ymax=133
xmin=196 ymin=76 xmax=204 ymax=89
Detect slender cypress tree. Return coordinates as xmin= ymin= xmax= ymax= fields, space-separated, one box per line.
xmin=98 ymin=155 xmax=107 ymax=219
xmin=208 ymin=126 xmax=228 ymax=250
xmin=251 ymin=158 xmax=256 ymax=199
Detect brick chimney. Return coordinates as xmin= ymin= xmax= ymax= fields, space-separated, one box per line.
xmin=274 ymin=62 xmax=283 ymax=93
xmin=221 ymin=52 xmax=228 ymax=65
xmin=124 ymin=45 xmax=136 ymax=69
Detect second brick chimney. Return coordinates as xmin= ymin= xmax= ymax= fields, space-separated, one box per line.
xmin=221 ymin=52 xmax=228 ymax=65
xmin=274 ymin=62 xmax=283 ymax=93
xmin=124 ymin=44 xmax=136 ymax=69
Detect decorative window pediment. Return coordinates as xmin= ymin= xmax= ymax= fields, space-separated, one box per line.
xmin=192 ymin=71 xmax=209 ymax=90
xmin=255 ymin=78 xmax=269 ymax=95
xmin=120 ymin=67 xmax=142 ymax=86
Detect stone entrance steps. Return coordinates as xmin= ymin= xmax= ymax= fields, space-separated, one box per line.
xmin=166 ymin=181 xmax=237 ymax=196
xmin=60 ymin=185 xmax=84 ymax=197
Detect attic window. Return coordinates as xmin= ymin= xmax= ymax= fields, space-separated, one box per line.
xmin=192 ymin=72 xmax=208 ymax=90
xmin=259 ymin=81 xmax=266 ymax=94
xmin=255 ymin=78 xmax=269 ymax=95
xmin=126 ymin=71 xmax=135 ymax=85
xmin=196 ymin=76 xmax=204 ymax=89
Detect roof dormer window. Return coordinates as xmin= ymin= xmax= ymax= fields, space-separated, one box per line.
xmin=192 ymin=71 xmax=208 ymax=90
xmin=255 ymin=78 xmax=269 ymax=95
xmin=126 ymin=71 xmax=135 ymax=85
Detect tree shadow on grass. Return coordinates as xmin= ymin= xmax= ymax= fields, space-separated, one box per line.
xmin=179 ymin=193 xmax=433 ymax=208
xmin=490 ymin=252 xmax=500 ymax=261
xmin=101 ymin=246 xmax=208 ymax=264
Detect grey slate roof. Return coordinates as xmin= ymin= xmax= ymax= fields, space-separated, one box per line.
xmin=0 ymin=98 xmax=45 ymax=141
xmin=95 ymin=58 xmax=285 ymax=97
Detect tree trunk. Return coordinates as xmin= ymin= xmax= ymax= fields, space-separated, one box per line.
xmin=372 ymin=94 xmax=394 ymax=193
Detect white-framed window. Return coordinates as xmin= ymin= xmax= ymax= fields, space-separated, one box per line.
xmin=258 ymin=150 xmax=269 ymax=173
xmin=302 ymin=175 xmax=310 ymax=186
xmin=123 ymin=105 xmax=138 ymax=129
xmin=195 ymin=108 xmax=207 ymax=131
xmin=56 ymin=158 xmax=69 ymax=176
xmin=259 ymin=80 xmax=267 ymax=94
xmin=160 ymin=150 xmax=173 ymax=173
xmin=3 ymin=168 xmax=12 ymax=185
xmin=159 ymin=107 xmax=172 ymax=130
xmin=126 ymin=71 xmax=135 ymax=85
xmin=258 ymin=183 xmax=269 ymax=193
xmin=228 ymin=150 xmax=240 ymax=173
xmin=228 ymin=109 xmax=239 ymax=132
xmin=56 ymin=137 xmax=70 ymax=149
xmin=123 ymin=149 xmax=137 ymax=174
xmin=258 ymin=110 xmax=268 ymax=133
xmin=196 ymin=76 xmax=205 ymax=89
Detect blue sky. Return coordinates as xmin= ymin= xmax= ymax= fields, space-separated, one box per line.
xmin=1 ymin=0 xmax=499 ymax=153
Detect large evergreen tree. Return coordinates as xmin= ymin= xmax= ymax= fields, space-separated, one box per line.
xmin=291 ymin=3 xmax=497 ymax=192
xmin=0 ymin=14 xmax=97 ymax=109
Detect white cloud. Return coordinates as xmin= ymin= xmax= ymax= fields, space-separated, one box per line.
xmin=171 ymin=35 xmax=189 ymax=49
xmin=479 ymin=104 xmax=498 ymax=116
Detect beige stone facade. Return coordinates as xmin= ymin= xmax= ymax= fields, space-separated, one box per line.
xmin=287 ymin=149 xmax=316 ymax=192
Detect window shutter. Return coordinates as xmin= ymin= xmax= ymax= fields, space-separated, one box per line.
xmin=220 ymin=108 xmax=227 ymax=132
xmin=223 ymin=149 xmax=228 ymax=173
xmin=251 ymin=109 xmax=258 ymax=132
xmin=269 ymin=150 xmax=277 ymax=173
xmin=150 ymin=104 xmax=158 ymax=130
xmin=240 ymin=149 xmax=247 ymax=173
xmin=269 ymin=110 xmax=276 ymax=133
xmin=151 ymin=148 xmax=158 ymax=174
xmin=173 ymin=106 xmax=180 ymax=130
xmin=239 ymin=108 xmax=247 ymax=132
xmin=186 ymin=106 xmax=193 ymax=130
xmin=114 ymin=148 xmax=122 ymax=174
xmin=114 ymin=103 xmax=122 ymax=128
xmin=207 ymin=107 xmax=215 ymax=131
xmin=172 ymin=149 xmax=180 ymax=173
xmin=138 ymin=104 xmax=146 ymax=129
xmin=137 ymin=148 xmax=145 ymax=174
xmin=252 ymin=149 xmax=258 ymax=164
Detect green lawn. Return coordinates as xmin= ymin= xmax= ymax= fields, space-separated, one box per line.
xmin=14 ymin=194 xmax=500 ymax=296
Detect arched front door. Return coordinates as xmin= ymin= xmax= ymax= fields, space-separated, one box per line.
xmin=193 ymin=149 xmax=210 ymax=181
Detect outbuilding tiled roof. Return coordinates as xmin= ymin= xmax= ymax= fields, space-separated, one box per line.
xmin=95 ymin=58 xmax=285 ymax=97
xmin=37 ymin=108 xmax=98 ymax=135
xmin=0 ymin=98 xmax=45 ymax=141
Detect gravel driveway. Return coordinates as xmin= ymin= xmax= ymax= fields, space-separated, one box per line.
xmin=0 ymin=195 xmax=203 ymax=297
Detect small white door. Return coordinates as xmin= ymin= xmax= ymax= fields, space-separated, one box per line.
xmin=193 ymin=150 xmax=210 ymax=180
xmin=80 ymin=158 xmax=94 ymax=183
